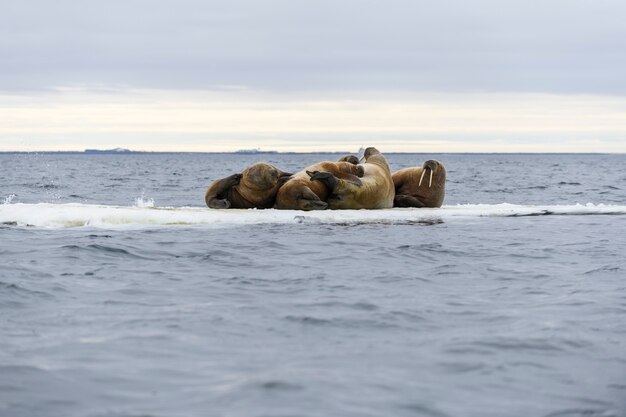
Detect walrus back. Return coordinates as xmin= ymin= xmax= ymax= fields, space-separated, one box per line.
xmin=275 ymin=166 xmax=329 ymax=210
xmin=327 ymin=163 xmax=394 ymax=209
xmin=359 ymin=164 xmax=395 ymax=208
xmin=275 ymin=161 xmax=361 ymax=210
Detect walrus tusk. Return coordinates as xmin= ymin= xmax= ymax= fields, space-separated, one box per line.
xmin=418 ymin=170 xmax=426 ymax=187
xmin=358 ymin=155 xmax=366 ymax=163
xmin=429 ymin=170 xmax=433 ymax=188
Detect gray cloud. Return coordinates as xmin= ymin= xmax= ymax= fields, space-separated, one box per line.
xmin=1 ymin=0 xmax=626 ymax=93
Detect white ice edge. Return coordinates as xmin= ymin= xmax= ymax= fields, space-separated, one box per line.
xmin=1 ymin=202 xmax=625 ymax=229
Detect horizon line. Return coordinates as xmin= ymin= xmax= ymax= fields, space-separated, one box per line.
xmin=1 ymin=150 xmax=624 ymax=155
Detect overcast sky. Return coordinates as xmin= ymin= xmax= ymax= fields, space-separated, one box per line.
xmin=1 ymin=0 xmax=626 ymax=151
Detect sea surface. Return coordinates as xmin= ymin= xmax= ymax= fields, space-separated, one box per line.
xmin=1 ymin=152 xmax=625 ymax=417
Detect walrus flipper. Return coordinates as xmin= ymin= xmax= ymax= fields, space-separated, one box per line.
xmin=205 ymin=173 xmax=242 ymax=208
xmin=299 ymin=187 xmax=328 ymax=210
xmin=278 ymin=172 xmax=294 ymax=185
xmin=307 ymin=171 xmax=339 ymax=190
xmin=307 ymin=170 xmax=363 ymax=190
xmin=307 ymin=171 xmax=364 ymax=207
xmin=209 ymin=198 xmax=231 ymax=209
xmin=393 ymin=194 xmax=427 ymax=208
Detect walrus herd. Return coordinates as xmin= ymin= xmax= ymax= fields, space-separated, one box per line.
xmin=205 ymin=147 xmax=446 ymax=210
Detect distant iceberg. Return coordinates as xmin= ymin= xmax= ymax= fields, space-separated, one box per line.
xmin=234 ymin=148 xmax=278 ymax=154
xmin=84 ymin=148 xmax=134 ymax=154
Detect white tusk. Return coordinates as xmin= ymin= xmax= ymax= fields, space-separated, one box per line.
xmin=429 ymin=170 xmax=433 ymax=188
xmin=418 ymin=170 xmax=426 ymax=187
xmin=359 ymin=155 xmax=366 ymax=163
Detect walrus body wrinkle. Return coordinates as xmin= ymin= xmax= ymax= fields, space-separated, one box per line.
xmin=392 ymin=160 xmax=446 ymax=208
xmin=275 ymin=159 xmax=363 ymax=211
xmin=205 ymin=162 xmax=291 ymax=209
xmin=309 ymin=147 xmax=395 ymax=210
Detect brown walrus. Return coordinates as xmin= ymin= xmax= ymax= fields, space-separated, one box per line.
xmin=205 ymin=162 xmax=292 ymax=209
xmin=308 ymin=147 xmax=395 ymax=209
xmin=392 ymin=160 xmax=446 ymax=208
xmin=274 ymin=155 xmax=363 ymax=210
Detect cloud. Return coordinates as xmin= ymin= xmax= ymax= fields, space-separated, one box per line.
xmin=1 ymin=0 xmax=626 ymax=93
xmin=1 ymin=88 xmax=625 ymax=152
xmin=2 ymin=1 xmax=625 ymax=151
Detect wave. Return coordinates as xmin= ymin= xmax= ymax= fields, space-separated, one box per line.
xmin=1 ymin=202 xmax=625 ymax=229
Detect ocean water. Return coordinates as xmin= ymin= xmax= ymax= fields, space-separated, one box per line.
xmin=1 ymin=152 xmax=625 ymax=417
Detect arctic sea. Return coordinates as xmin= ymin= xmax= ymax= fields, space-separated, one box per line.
xmin=1 ymin=152 xmax=625 ymax=417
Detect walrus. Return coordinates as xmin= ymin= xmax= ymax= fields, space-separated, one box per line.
xmin=274 ymin=155 xmax=364 ymax=210
xmin=205 ymin=162 xmax=292 ymax=209
xmin=307 ymin=147 xmax=395 ymax=209
xmin=392 ymin=160 xmax=446 ymax=208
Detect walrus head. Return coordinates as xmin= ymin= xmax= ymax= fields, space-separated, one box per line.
xmin=359 ymin=147 xmax=381 ymax=162
xmin=392 ymin=160 xmax=446 ymax=208
xmin=239 ymin=163 xmax=292 ymax=191
xmin=414 ymin=160 xmax=446 ymax=207
xmin=275 ymin=182 xmax=328 ymax=211
xmin=418 ymin=160 xmax=446 ymax=189
xmin=360 ymin=146 xmax=392 ymax=173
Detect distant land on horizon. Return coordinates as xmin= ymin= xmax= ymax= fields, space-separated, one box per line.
xmin=84 ymin=148 xmax=134 ymax=154
xmin=85 ymin=148 xmax=281 ymax=154
xmin=0 ymin=149 xmax=620 ymax=155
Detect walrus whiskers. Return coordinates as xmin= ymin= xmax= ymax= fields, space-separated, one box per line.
xmin=429 ymin=170 xmax=433 ymax=188
xmin=418 ymin=170 xmax=426 ymax=187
